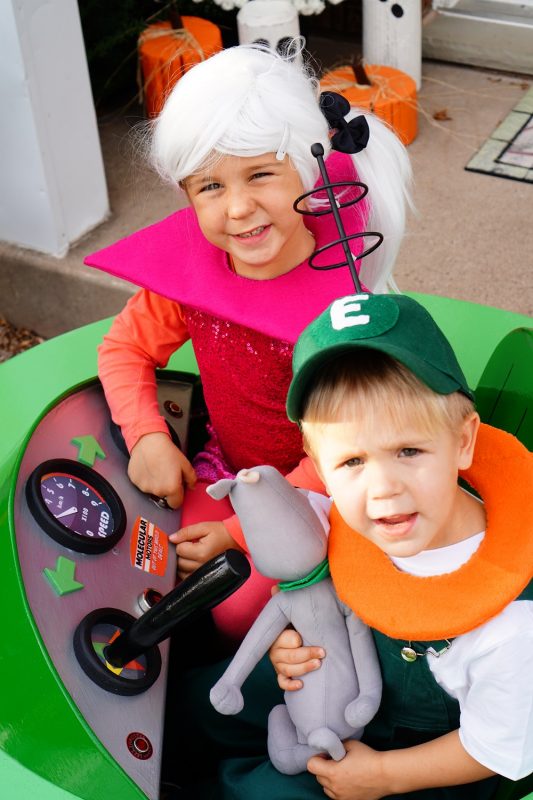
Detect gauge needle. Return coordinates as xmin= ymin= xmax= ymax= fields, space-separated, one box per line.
xmin=56 ymin=506 xmax=77 ymax=519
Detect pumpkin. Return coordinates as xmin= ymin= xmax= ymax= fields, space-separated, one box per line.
xmin=138 ymin=17 xmax=223 ymax=118
xmin=320 ymin=64 xmax=418 ymax=145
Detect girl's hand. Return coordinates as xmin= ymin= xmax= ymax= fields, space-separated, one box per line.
xmin=307 ymin=739 xmax=386 ymax=800
xmin=128 ymin=432 xmax=196 ymax=509
xmin=269 ymin=628 xmax=325 ymax=691
xmin=169 ymin=521 xmax=243 ymax=580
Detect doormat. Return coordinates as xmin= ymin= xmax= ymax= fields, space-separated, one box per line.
xmin=465 ymin=86 xmax=533 ymax=183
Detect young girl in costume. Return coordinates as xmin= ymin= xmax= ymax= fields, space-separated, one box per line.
xmin=174 ymin=294 xmax=533 ymax=799
xmin=85 ymin=44 xmax=412 ymax=642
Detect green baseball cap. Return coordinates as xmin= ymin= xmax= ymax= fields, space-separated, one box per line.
xmin=287 ymin=293 xmax=474 ymax=422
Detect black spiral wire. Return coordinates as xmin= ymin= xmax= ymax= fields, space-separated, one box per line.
xmin=293 ymin=143 xmax=384 ymax=295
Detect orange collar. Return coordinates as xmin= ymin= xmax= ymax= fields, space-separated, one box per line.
xmin=328 ymin=424 xmax=533 ymax=640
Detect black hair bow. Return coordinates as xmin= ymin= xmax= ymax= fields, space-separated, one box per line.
xmin=319 ymin=91 xmax=370 ymax=154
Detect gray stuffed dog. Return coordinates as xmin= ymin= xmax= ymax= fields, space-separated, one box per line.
xmin=208 ymin=465 xmax=382 ymax=775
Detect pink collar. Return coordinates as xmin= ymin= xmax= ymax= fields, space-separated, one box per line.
xmin=84 ymin=152 xmax=369 ymax=343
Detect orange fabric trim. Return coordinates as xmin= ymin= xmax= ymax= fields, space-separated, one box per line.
xmin=98 ymin=290 xmax=191 ymax=452
xmin=224 ymin=513 xmax=247 ymax=552
xmin=284 ymin=456 xmax=327 ymax=494
xmin=328 ymin=424 xmax=533 ymax=640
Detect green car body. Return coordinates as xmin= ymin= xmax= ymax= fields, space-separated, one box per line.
xmin=0 ymin=296 xmax=531 ymax=800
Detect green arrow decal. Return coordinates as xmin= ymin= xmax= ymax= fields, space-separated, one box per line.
xmin=71 ymin=435 xmax=106 ymax=466
xmin=43 ymin=556 xmax=84 ymax=596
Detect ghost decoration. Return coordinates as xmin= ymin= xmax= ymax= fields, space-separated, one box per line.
xmin=237 ymin=0 xmax=301 ymax=59
xmin=363 ymin=0 xmax=422 ymax=89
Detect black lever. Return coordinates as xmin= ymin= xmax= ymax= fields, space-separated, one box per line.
xmin=105 ymin=549 xmax=250 ymax=667
xmin=74 ymin=549 xmax=251 ymax=694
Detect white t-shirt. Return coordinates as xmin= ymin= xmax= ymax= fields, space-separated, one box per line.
xmin=309 ymin=491 xmax=533 ymax=779
xmin=392 ymin=533 xmax=533 ymax=781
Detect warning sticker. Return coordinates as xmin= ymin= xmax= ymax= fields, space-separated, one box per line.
xmin=130 ymin=517 xmax=169 ymax=576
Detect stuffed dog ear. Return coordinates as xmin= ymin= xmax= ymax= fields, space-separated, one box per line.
xmin=206 ymin=478 xmax=236 ymax=501
xmin=237 ymin=469 xmax=260 ymax=484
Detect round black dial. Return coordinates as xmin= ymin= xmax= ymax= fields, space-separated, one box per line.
xmin=26 ymin=459 xmax=126 ymax=554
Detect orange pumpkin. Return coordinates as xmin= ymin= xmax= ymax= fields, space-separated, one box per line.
xmin=320 ymin=64 xmax=418 ymax=146
xmin=138 ymin=17 xmax=223 ymax=118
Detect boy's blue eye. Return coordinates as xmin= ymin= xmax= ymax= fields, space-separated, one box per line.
xmin=344 ymin=457 xmax=363 ymax=468
xmin=400 ymin=448 xmax=419 ymax=458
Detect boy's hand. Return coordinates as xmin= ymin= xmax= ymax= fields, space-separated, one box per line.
xmin=307 ymin=739 xmax=385 ymax=800
xmin=269 ymin=628 xmax=325 ymax=691
xmin=169 ymin=521 xmax=242 ymax=580
xmin=128 ymin=432 xmax=196 ymax=508
xmin=308 ymin=731 xmax=495 ymax=799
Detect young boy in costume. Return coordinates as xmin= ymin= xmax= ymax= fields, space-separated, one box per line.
xmin=176 ymin=292 xmax=533 ymax=800
xmin=272 ymin=291 xmax=533 ymax=798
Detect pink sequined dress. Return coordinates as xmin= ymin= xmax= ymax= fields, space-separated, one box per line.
xmin=86 ymin=151 xmax=369 ymax=641
xmin=87 ymin=152 xmax=369 ymax=480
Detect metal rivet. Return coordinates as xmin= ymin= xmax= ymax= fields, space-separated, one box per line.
xmin=401 ymin=646 xmax=418 ymax=662
xmin=164 ymin=400 xmax=183 ymax=418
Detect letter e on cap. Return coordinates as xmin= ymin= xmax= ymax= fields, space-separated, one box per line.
xmin=330 ymin=295 xmax=370 ymax=331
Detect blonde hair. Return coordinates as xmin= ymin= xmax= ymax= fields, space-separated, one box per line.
xmin=301 ymin=349 xmax=475 ymax=455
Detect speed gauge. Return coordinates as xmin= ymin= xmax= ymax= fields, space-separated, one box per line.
xmin=26 ymin=459 xmax=126 ymax=554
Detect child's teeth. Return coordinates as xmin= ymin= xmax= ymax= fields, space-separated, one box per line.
xmin=241 ymin=226 xmax=264 ymax=238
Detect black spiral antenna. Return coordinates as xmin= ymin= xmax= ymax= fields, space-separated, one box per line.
xmin=293 ymin=143 xmax=384 ymax=294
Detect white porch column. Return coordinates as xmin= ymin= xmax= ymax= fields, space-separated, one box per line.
xmin=0 ymin=0 xmax=109 ymax=257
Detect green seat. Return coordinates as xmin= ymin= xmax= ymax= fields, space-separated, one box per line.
xmin=476 ymin=328 xmax=533 ymax=798
xmin=475 ymin=327 xmax=533 ymax=451
xmin=477 ymin=330 xmax=533 ymax=798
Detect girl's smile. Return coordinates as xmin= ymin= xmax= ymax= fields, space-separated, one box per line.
xmin=184 ymin=153 xmax=314 ymax=280
xmin=232 ymin=224 xmax=271 ymax=243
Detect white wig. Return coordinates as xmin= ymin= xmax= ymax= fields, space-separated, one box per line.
xmin=150 ymin=44 xmax=412 ymax=292
xmin=151 ymin=43 xmax=329 ymax=194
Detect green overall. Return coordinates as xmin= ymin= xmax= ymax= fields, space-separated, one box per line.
xmin=168 ymin=584 xmax=533 ymax=800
